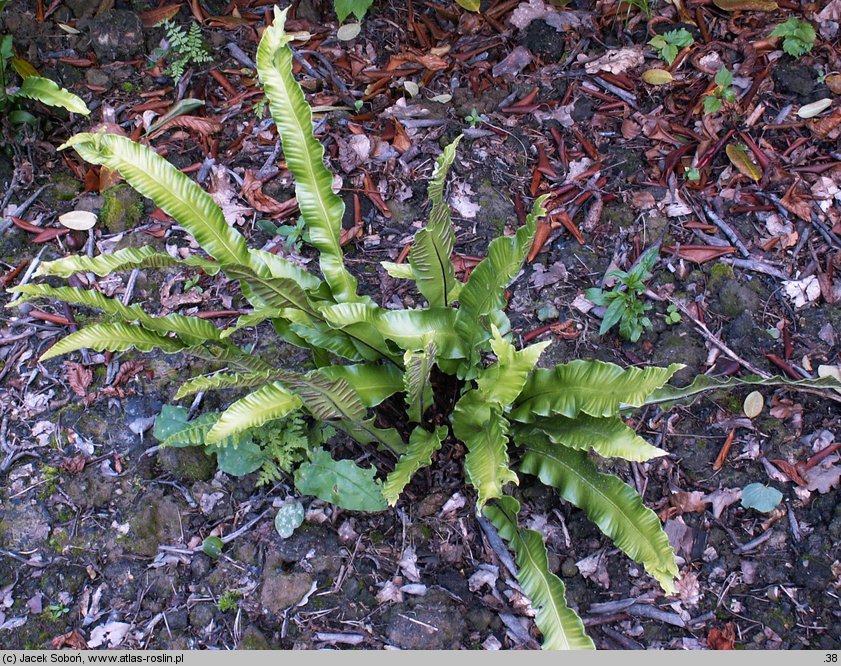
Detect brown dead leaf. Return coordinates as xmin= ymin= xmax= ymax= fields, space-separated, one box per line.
xmin=111 ymin=359 xmax=146 ymax=387
xmin=707 ymin=623 xmax=736 ymax=650
xmin=769 ymin=458 xmax=808 ymax=486
xmin=809 ymin=108 xmax=841 ymax=141
xmin=51 ymin=628 xmax=88 ymax=649
xmin=713 ymin=0 xmax=776 ymax=9
xmin=804 ymin=464 xmax=841 ymax=493
xmin=706 ymin=488 xmax=742 ymax=518
xmin=675 ymin=570 xmax=702 ymax=607
xmin=61 ymin=454 xmax=87 ymax=474
xmin=527 ymin=219 xmax=552 ymax=262
xmin=669 ymin=491 xmax=709 ymax=514
xmin=139 ymin=3 xmax=180 ymax=27
xmin=242 ymin=171 xmax=299 ymax=219
xmin=64 ymin=361 xmax=92 ymax=398
xmin=210 ymin=165 xmax=251 ymax=227
xmin=661 ymin=245 xmax=736 ymax=263
xmin=781 ymin=182 xmax=814 ymax=222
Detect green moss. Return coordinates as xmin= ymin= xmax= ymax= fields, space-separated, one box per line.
xmin=45 ymin=172 xmax=82 ymax=203
xmin=707 ymin=263 xmax=735 ymax=293
xmin=100 ymin=184 xmax=145 ymax=233
xmin=369 ymin=529 xmax=384 ymax=545
xmin=120 ymin=81 xmax=140 ymax=93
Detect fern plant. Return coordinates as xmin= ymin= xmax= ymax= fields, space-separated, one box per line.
xmin=157 ymin=19 xmax=212 ymax=83
xmin=8 ymin=7 xmax=837 ymax=649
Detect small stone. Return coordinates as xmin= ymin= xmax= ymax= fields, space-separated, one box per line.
xmin=561 ymin=557 xmax=579 ymax=578
xmin=0 ymin=501 xmax=51 ymax=551
xmin=260 ymin=569 xmax=313 ymax=614
xmin=536 ymin=303 xmax=559 ymax=322
xmin=157 ymin=446 xmax=217 ymax=483
xmin=99 ymin=184 xmax=145 ymax=233
xmin=85 ymin=68 xmax=112 ymax=89
xmin=88 ymin=10 xmax=144 ymax=62
xmin=188 ymin=603 xmax=215 ymax=630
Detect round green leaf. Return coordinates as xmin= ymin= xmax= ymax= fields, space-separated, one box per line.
xmin=214 ymin=437 xmax=263 ymax=476
xmin=274 ymin=501 xmax=305 ymax=538
xmin=202 ymin=536 xmax=224 ymax=559
xmin=741 ymin=483 xmax=782 ymax=513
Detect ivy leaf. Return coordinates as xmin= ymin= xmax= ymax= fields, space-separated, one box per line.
xmin=741 ymin=483 xmax=782 ymax=513
xmin=703 ymin=96 xmax=722 ymax=115
xmin=153 ymin=405 xmax=190 ymax=442
xmin=274 ymin=501 xmax=305 ymax=538
xmin=213 ymin=437 xmax=263 ymax=476
xmin=294 ymin=448 xmax=387 ymax=512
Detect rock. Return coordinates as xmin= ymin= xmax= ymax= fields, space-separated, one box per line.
xmin=85 ymin=68 xmax=112 ymax=89
xmin=99 ymin=184 xmax=145 ymax=233
xmin=0 ymin=501 xmax=51 ymax=551
xmin=716 ymin=280 xmax=762 ymax=318
xmin=650 ymin=331 xmax=707 ymax=385
xmin=189 ymin=603 xmax=215 ymax=629
xmin=166 ymin=608 xmax=188 ymax=631
xmin=44 ymin=173 xmax=82 ymax=204
xmin=238 ymin=625 xmax=272 ymax=649
xmin=269 ymin=523 xmax=342 ymax=575
xmin=260 ymin=557 xmax=313 ymax=614
xmin=561 ymin=557 xmax=579 ymax=577
xmin=63 ymin=467 xmax=115 ymax=509
xmin=65 ymin=0 xmax=101 ymax=18
xmin=127 ymin=490 xmax=185 ymax=556
xmin=384 ymin=589 xmax=466 ymax=649
xmin=157 ymin=446 xmax=216 ymax=483
xmin=773 ymin=61 xmax=815 ymax=99
xmin=88 ymin=10 xmax=144 ymax=62
xmin=520 ymin=19 xmax=566 ymax=60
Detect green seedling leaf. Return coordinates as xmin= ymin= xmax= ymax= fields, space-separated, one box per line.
xmin=741 ymin=483 xmax=782 ymax=513
xmin=202 ymin=536 xmax=224 ymax=559
xmin=714 ymin=67 xmax=733 ymax=88
xmin=213 ymin=437 xmax=263 ymax=476
xmin=274 ymin=501 xmax=305 ymax=538
xmin=294 ymin=448 xmax=387 ymax=512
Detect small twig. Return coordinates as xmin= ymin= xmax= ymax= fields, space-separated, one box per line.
xmin=0 ymin=185 xmax=46 ymax=235
xmin=702 ymin=205 xmax=750 ymax=258
xmin=732 ymin=528 xmax=772 ymax=555
xmin=476 ymin=514 xmax=518 ymax=578
xmin=627 ymin=603 xmax=686 ymax=627
xmin=719 ymin=257 xmax=789 ymax=280
xmin=669 ymin=298 xmax=769 ymax=377
xmin=7 ymin=246 xmax=46 ymax=304
xmin=122 ymin=269 xmax=140 ymax=306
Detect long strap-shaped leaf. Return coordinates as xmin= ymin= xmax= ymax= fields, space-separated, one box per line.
xmin=35 ymin=246 xmax=223 ymax=278
xmin=16 ymin=75 xmax=89 ymax=115
xmin=516 ymin=415 xmax=667 ymax=462
xmin=510 ymin=360 xmax=683 ymax=423
xmin=451 ymin=389 xmax=517 ymax=509
xmin=476 ymin=326 xmax=550 ymax=408
xmin=644 ymin=372 xmax=841 ymax=408
xmin=39 ymin=322 xmax=186 ymax=361
xmin=519 ymin=442 xmax=678 ymax=594
xmin=454 ymin=195 xmax=549 ymax=378
xmin=403 ymin=340 xmax=436 ymax=422
xmin=382 ymin=425 xmax=447 ymax=505
xmin=256 ymin=7 xmax=360 ymax=303
xmin=408 ymin=137 xmax=461 ymax=306
xmin=174 ymin=369 xmax=282 ymax=399
xmin=61 ymin=133 xmax=250 ymax=267
xmin=318 ymin=364 xmax=403 ymax=408
xmin=483 ymin=496 xmax=595 ymax=650
xmin=207 ymin=381 xmax=302 ymax=442
xmin=11 ymin=284 xmax=220 ymax=346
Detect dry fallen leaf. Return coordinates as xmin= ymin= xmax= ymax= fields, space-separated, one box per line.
xmin=584 ymin=46 xmax=644 ymax=75
xmin=713 ymin=0 xmax=776 ymax=10
xmin=743 ymin=391 xmax=764 ymax=418
xmin=797 ymin=99 xmax=833 ymax=119
xmin=783 ymin=275 xmax=821 ymax=308
xmin=706 ymin=488 xmax=742 ymax=518
xmin=804 ymin=464 xmax=841 ymax=493
xmin=642 ymin=69 xmax=674 ymax=85
xmin=726 ymin=144 xmax=762 ymax=181
xmin=707 ymin=623 xmax=736 ymax=649
xmin=58 ymin=210 xmax=97 ymax=231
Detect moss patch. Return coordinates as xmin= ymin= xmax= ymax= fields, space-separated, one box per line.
xmin=100 ymin=184 xmax=145 ymax=233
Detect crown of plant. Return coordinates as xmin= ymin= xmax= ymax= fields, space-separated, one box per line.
xmin=11 ymin=6 xmax=838 ymax=649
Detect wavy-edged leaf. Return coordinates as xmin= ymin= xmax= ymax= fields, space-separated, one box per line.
xmin=317 ymin=363 xmax=403 ymax=408
xmin=511 ymin=360 xmax=683 ymax=423
xmin=40 ymin=322 xmax=185 ymax=361
xmin=383 ymin=425 xmax=447 ymax=505
xmin=35 ymin=246 xmax=223 ymax=278
xmin=287 ymin=320 xmax=373 ymax=361
xmin=483 ymin=496 xmax=594 ymax=650
xmin=380 ymin=261 xmax=415 ymax=279
xmin=247 ymin=248 xmax=322 ymax=291
xmin=336 ymin=417 xmax=407 ymax=454
xmin=228 ymin=265 xmax=317 ymax=315
xmin=477 ymin=326 xmax=550 ymax=408
xmin=316 ymin=302 xmax=400 ymax=363
xmin=376 ymin=307 xmax=466 ymax=359
xmin=190 ymin=342 xmax=275 ymax=373
xmin=15 ymin=75 xmax=89 ymax=115
xmin=10 ymin=283 xmax=220 ymax=345
xmin=294 ymin=447 xmax=387 ymax=512
xmin=60 ymin=132 xmax=250 ymax=266
xmin=284 ymin=371 xmax=367 ymax=421
xmin=451 ymin=389 xmax=517 ymax=508
xmin=408 ymin=137 xmax=461 ymax=306
xmin=519 ymin=415 xmax=667 ymax=462
xmin=256 ymin=7 xmax=360 ymax=303
xmin=207 ymin=381 xmax=302 ymax=442
xmin=403 ymin=340 xmax=436 ymax=422
xmin=455 ymin=195 xmax=549 ymax=377
xmin=174 ymin=369 xmax=281 ymax=399
xmin=645 ymin=373 xmax=841 ymax=408
xmin=219 ymin=308 xmax=287 ymax=339
xmin=519 ymin=442 xmax=678 ymax=593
